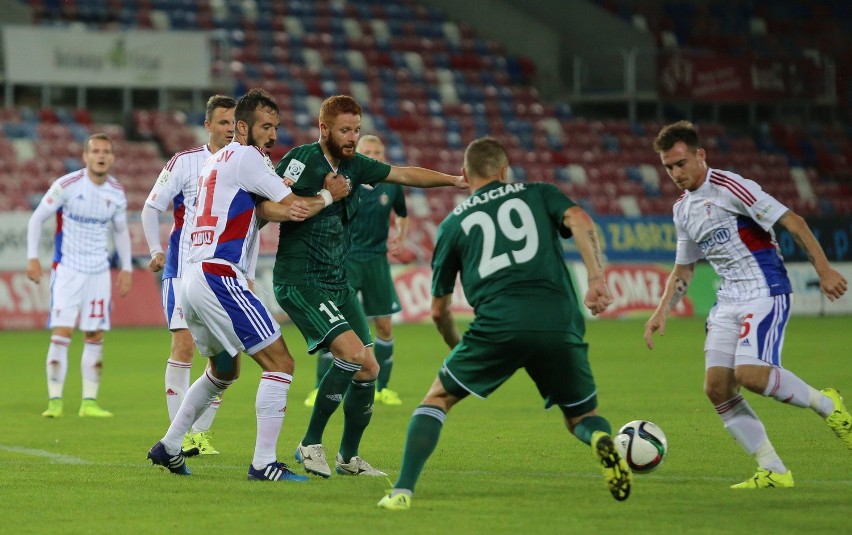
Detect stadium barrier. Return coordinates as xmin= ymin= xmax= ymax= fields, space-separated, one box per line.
xmin=2 ymin=261 xmax=850 ymax=330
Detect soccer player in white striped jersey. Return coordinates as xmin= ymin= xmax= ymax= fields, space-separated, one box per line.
xmin=644 ymin=120 xmax=851 ymax=489
xmin=147 ymin=88 xmax=350 ymax=480
xmin=26 ymin=133 xmax=132 ymax=419
xmin=142 ymin=95 xmax=236 ymax=456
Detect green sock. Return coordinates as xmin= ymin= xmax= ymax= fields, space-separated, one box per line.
xmin=315 ymin=351 xmax=333 ymax=388
xmin=375 ymin=337 xmax=394 ymax=391
xmin=573 ymin=415 xmax=611 ymax=445
xmin=395 ymin=405 xmax=446 ymax=492
xmin=303 ymin=358 xmax=359 ymax=445
xmin=338 ymin=379 xmax=376 ymax=461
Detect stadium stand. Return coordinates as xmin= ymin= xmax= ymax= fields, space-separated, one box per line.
xmin=5 ymin=0 xmax=851 ymax=223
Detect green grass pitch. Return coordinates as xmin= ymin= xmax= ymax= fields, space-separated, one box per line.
xmin=2 ymin=317 xmax=850 ymax=534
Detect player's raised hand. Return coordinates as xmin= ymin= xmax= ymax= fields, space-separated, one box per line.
xmin=323 ymin=172 xmax=351 ymax=201
xmin=643 ymin=312 xmax=666 ymax=349
xmin=819 ymin=268 xmax=848 ymax=301
xmin=148 ymin=252 xmax=166 ymax=273
xmin=26 ymin=258 xmax=42 ymax=284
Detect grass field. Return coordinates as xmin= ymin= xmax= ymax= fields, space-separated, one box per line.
xmin=2 ymin=317 xmax=850 ymax=534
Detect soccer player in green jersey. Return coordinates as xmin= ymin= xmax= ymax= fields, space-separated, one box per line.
xmin=377 ymin=137 xmax=632 ymax=510
xmin=303 ymin=134 xmax=410 ymax=408
xmin=273 ymin=95 xmax=466 ymax=478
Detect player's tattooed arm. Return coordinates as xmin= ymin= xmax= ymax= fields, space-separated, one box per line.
xmin=666 ymin=276 xmax=689 ymax=312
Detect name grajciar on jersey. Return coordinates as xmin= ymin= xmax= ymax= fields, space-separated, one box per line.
xmin=453 ymin=183 xmax=526 ymax=216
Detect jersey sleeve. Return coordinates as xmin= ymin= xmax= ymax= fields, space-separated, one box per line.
xmin=391 ymin=184 xmax=408 ymax=217
xmin=276 ymin=148 xmax=308 ymax=185
xmin=354 ymin=154 xmax=392 ymax=186
xmin=737 ymin=180 xmax=788 ymax=231
xmin=146 ymin=155 xmax=185 ymax=211
xmin=673 ymin=202 xmax=704 ymax=264
xmin=40 ymin=179 xmax=69 ymax=213
xmin=431 ymin=219 xmax=461 ymax=297
xmin=536 ymin=184 xmax=575 ymax=238
xmin=240 ymin=148 xmax=291 ymax=202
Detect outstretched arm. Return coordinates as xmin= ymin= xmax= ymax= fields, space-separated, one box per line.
xmin=562 ymin=205 xmax=612 ymax=315
xmin=778 ymin=210 xmax=847 ymax=301
xmin=643 ymin=263 xmax=695 ymax=349
xmin=257 ymin=174 xmax=351 ymax=222
xmin=384 ymin=166 xmax=467 ymax=190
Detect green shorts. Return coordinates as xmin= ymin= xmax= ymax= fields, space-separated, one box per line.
xmin=346 ymin=256 xmax=401 ymax=317
xmin=273 ymin=283 xmax=372 ymax=353
xmin=438 ymin=326 xmax=598 ymax=417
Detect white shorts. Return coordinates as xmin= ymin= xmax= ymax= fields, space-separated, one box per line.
xmin=49 ymin=264 xmax=112 ymax=331
xmin=704 ymin=294 xmax=791 ymax=369
xmin=182 ymin=260 xmax=280 ymax=358
xmin=161 ymin=277 xmax=189 ymax=330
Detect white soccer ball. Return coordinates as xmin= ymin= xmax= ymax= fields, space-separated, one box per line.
xmin=614 ymin=420 xmax=668 ymax=474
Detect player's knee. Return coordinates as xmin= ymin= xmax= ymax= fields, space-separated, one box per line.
xmin=703 ymin=380 xmax=735 ymax=405
xmin=350 ymin=349 xmax=378 ymax=378
xmin=734 ymin=367 xmax=768 ymax=395
xmin=83 ymin=331 xmax=103 ymax=343
xmin=338 ymin=345 xmax=368 ymax=365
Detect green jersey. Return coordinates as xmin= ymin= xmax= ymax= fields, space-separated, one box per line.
xmin=273 ymin=142 xmax=392 ymax=289
xmin=349 ymin=182 xmax=407 ymax=262
xmin=431 ymin=181 xmax=581 ymax=332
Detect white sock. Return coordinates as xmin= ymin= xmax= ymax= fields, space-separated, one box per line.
xmin=810 ymin=390 xmax=836 ymax=419
xmin=165 ymin=359 xmax=191 ymax=422
xmin=161 ymin=370 xmax=232 ymax=455
xmin=252 ymin=372 xmax=292 ymax=469
xmin=762 ymin=366 xmax=819 ymax=410
xmin=191 ymin=396 xmax=221 ymax=433
xmin=46 ymin=335 xmax=70 ymax=399
xmin=81 ymin=340 xmax=103 ymax=400
xmin=716 ymin=395 xmax=786 ymax=473
xmin=754 ymin=439 xmax=787 ymax=474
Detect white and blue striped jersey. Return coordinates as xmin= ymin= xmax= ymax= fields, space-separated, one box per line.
xmin=145 ymin=144 xmax=211 ymax=279
xmin=674 ymin=167 xmax=791 ymax=302
xmin=32 ymin=169 xmax=128 ymax=274
xmin=187 ymin=141 xmax=291 ymax=275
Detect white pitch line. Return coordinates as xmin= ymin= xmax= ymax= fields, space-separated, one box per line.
xmin=0 ymin=444 xmax=91 ymax=465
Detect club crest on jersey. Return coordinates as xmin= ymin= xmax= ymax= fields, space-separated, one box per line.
xmin=284 ymin=159 xmax=306 ymax=183
xmin=156 ymin=168 xmax=170 ymax=185
xmin=704 ymin=201 xmax=712 ymax=217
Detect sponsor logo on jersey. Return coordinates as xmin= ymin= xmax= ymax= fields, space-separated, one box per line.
xmin=156 ymin=168 xmax=171 ymax=185
xmin=191 ymin=230 xmax=215 ymax=245
xmin=755 ymin=204 xmax=773 ymax=221
xmin=284 ymin=159 xmax=306 ymax=183
xmin=698 ymin=227 xmax=731 ymax=252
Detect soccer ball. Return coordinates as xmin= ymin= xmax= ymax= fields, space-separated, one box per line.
xmin=614 ymin=420 xmax=668 ymax=474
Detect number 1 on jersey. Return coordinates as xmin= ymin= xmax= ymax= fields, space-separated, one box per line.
xmin=196 ymin=170 xmax=219 ymax=227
